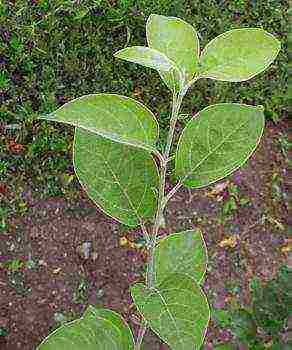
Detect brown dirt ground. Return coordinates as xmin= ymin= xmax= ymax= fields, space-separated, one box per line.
xmin=0 ymin=119 xmax=290 ymax=350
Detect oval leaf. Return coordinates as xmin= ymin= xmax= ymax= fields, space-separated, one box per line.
xmin=146 ymin=14 xmax=200 ymax=90
xmin=39 ymin=94 xmax=159 ymax=152
xmin=83 ymin=306 xmax=134 ymax=349
xmin=199 ymin=28 xmax=281 ymax=81
xmin=131 ymin=273 xmax=210 ymax=350
xmin=114 ymin=46 xmax=178 ymax=72
xmin=37 ymin=306 xmax=134 ymax=350
xmin=154 ymin=230 xmax=207 ymax=286
xmin=175 ymin=103 xmax=265 ymax=188
xmin=74 ymin=128 xmax=159 ymax=227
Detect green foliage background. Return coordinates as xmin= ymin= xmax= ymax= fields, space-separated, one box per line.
xmin=0 ymin=0 xmax=288 ymax=193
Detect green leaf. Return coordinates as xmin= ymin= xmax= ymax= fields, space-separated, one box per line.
xmin=37 ymin=306 xmax=134 ymax=350
xmin=83 ymin=306 xmax=135 ymax=349
xmin=175 ymin=103 xmax=265 ymax=188
xmin=40 ymin=94 xmax=159 ymax=152
xmin=131 ymin=273 xmax=210 ymax=350
xmin=199 ymin=28 xmax=281 ymax=82
xmin=214 ymin=344 xmax=235 ymax=350
xmin=154 ymin=230 xmax=207 ymax=286
xmin=114 ymin=46 xmax=179 ymax=72
xmin=230 ymin=309 xmax=257 ymax=341
xmin=146 ymin=14 xmax=200 ymax=90
xmin=74 ymin=128 xmax=159 ymax=227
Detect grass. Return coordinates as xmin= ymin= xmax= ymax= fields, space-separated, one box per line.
xmin=0 ymin=0 xmax=289 ymax=216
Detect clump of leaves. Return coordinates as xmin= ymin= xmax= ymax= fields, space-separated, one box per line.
xmin=36 ymin=14 xmax=280 ymax=350
xmin=222 ymin=183 xmax=250 ymax=217
xmin=251 ymin=265 xmax=292 ymax=337
xmin=4 ymin=259 xmax=24 ymax=273
xmin=213 ymin=266 xmax=291 ymax=349
xmin=73 ymin=275 xmax=90 ymax=305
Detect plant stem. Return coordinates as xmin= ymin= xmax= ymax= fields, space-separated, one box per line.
xmin=162 ymin=180 xmax=183 ymax=209
xmin=135 ymin=87 xmax=186 ymax=349
xmin=140 ymin=222 xmax=150 ymax=244
xmin=134 ymin=319 xmax=147 ymax=350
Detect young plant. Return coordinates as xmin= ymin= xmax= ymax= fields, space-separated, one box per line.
xmin=36 ymin=14 xmax=280 ymax=350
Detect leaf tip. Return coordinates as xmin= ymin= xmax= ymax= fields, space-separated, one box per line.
xmin=113 ymin=49 xmax=122 ymax=58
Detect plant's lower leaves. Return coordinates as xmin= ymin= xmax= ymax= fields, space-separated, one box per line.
xmin=175 ymin=103 xmax=265 ymax=188
xmin=154 ymin=230 xmax=207 ymax=286
xmin=74 ymin=128 xmax=159 ymax=227
xmin=83 ymin=306 xmax=134 ymax=348
xmin=39 ymin=93 xmax=159 ymax=152
xmin=131 ymin=273 xmax=210 ymax=350
xmin=37 ymin=306 xmax=134 ymax=350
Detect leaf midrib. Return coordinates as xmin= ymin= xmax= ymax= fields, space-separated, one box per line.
xmin=151 ymin=287 xmax=185 ymax=348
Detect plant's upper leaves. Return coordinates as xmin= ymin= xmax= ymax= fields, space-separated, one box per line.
xmin=175 ymin=103 xmax=265 ymax=188
xmin=37 ymin=306 xmax=134 ymax=350
xmin=154 ymin=230 xmax=207 ymax=286
xmin=83 ymin=306 xmax=135 ymax=349
xmin=114 ymin=46 xmax=179 ymax=72
xmin=39 ymin=94 xmax=159 ymax=152
xmin=146 ymin=14 xmax=199 ymax=90
xmin=131 ymin=273 xmax=210 ymax=350
xmin=74 ymin=128 xmax=159 ymax=227
xmin=199 ymin=28 xmax=281 ymax=82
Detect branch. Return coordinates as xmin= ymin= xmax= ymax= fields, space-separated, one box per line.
xmin=162 ymin=180 xmax=183 ymax=209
